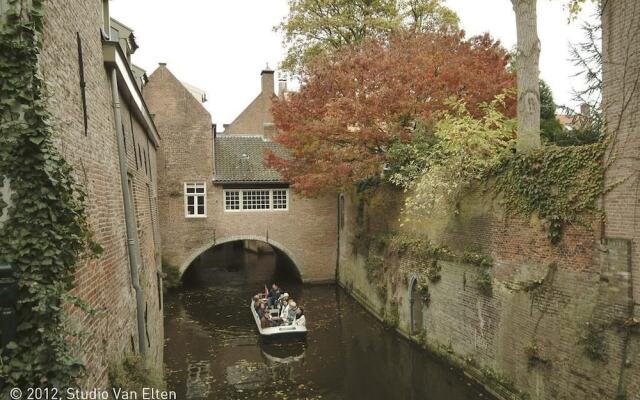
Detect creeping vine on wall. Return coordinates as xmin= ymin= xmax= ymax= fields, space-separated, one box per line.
xmin=359 ymin=231 xmax=494 ymax=300
xmin=0 ymin=0 xmax=99 ymax=389
xmin=494 ymin=143 xmax=605 ymax=243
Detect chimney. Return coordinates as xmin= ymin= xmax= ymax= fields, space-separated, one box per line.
xmin=278 ymin=77 xmax=287 ymax=98
xmin=261 ymin=68 xmax=274 ymax=96
xmin=263 ymin=122 xmax=276 ymax=140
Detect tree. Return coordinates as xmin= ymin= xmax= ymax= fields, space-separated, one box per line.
xmin=399 ymin=0 xmax=459 ymax=32
xmin=511 ymin=0 xmax=541 ymax=152
xmin=539 ymin=79 xmax=564 ymax=142
xmin=267 ymin=32 xmax=515 ymax=195
xmin=277 ymin=0 xmax=459 ymax=74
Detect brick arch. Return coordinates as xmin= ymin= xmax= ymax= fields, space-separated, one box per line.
xmin=178 ymin=235 xmax=305 ymax=281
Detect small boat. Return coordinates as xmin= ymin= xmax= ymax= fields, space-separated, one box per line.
xmin=250 ymin=300 xmax=307 ymax=338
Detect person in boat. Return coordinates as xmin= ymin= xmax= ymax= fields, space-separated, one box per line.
xmin=258 ymin=302 xmax=271 ymax=328
xmin=284 ymin=301 xmax=298 ymax=325
xmin=294 ymin=307 xmax=306 ymax=327
xmin=278 ymin=294 xmax=291 ymax=319
xmin=267 ymin=283 xmax=281 ymax=307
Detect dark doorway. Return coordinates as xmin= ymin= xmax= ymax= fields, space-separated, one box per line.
xmin=410 ymin=278 xmax=424 ymax=335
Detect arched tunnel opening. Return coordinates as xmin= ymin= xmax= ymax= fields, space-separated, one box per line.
xmin=181 ymin=240 xmax=302 ymax=289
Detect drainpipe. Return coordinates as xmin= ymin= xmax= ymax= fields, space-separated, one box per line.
xmin=110 ymin=68 xmax=147 ymax=356
xmin=335 ymin=193 xmax=341 ymax=283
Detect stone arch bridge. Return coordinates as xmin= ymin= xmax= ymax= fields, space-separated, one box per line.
xmin=144 ymin=63 xmax=339 ymax=284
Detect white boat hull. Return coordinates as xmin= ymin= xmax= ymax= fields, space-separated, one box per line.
xmin=250 ymin=300 xmax=307 ymax=337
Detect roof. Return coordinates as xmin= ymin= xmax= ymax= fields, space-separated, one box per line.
xmin=214 ymin=135 xmax=288 ymax=183
xmin=181 ymin=81 xmax=207 ymax=103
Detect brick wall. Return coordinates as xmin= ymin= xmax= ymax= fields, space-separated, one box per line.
xmin=143 ymin=66 xmax=338 ymax=283
xmin=339 ymin=185 xmax=638 ymax=399
xmin=223 ymin=70 xmax=276 ymax=136
xmin=602 ymin=0 xmax=640 ymax=397
xmin=40 ymin=0 xmax=163 ymax=387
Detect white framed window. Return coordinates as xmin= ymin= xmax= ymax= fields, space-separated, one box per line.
xmin=224 ymin=189 xmax=289 ymax=212
xmin=272 ymin=189 xmax=288 ymax=209
xmin=184 ymin=182 xmax=206 ymax=217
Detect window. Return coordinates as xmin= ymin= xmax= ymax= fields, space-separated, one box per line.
xmin=76 ymin=33 xmax=88 ymax=136
xmin=224 ymin=189 xmax=289 ymax=212
xmin=185 ymin=183 xmax=206 ymax=217
xmin=339 ymin=193 xmax=345 ymax=230
xmin=224 ymin=190 xmax=240 ymax=210
xmin=273 ymin=189 xmax=288 ymax=210
xmin=242 ymin=190 xmax=270 ymax=210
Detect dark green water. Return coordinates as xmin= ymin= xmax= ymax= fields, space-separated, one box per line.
xmin=163 ymin=244 xmax=494 ymax=400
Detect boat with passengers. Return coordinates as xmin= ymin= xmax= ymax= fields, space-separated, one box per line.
xmin=251 ymin=285 xmax=307 ymax=338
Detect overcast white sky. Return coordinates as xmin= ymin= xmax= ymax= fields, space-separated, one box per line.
xmin=110 ymin=0 xmax=598 ymax=129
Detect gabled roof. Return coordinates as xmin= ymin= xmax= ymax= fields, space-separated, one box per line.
xmin=214 ymin=135 xmax=287 ymax=183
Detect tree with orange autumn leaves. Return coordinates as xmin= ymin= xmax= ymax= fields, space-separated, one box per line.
xmin=267 ymin=31 xmax=516 ymax=195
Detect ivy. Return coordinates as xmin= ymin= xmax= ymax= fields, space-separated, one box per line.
xmin=580 ymin=322 xmax=608 ymax=362
xmin=524 ymin=340 xmax=549 ymax=367
xmin=494 ymin=143 xmax=605 ymax=243
xmin=0 ymin=0 xmax=99 ymax=390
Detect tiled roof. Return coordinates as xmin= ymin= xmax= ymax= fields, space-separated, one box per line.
xmin=214 ymin=135 xmax=288 ymax=183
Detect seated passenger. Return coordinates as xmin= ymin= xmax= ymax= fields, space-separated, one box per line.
xmin=267 ymin=283 xmax=281 ymax=307
xmin=279 ymin=295 xmax=291 ymax=319
xmin=294 ymin=307 xmax=306 ymax=327
xmin=285 ymin=301 xmax=298 ymax=325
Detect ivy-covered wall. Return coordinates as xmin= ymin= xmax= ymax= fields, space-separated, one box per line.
xmin=0 ymin=0 xmax=164 ymax=390
xmin=37 ymin=0 xmax=165 ymax=386
xmin=338 ymin=183 xmax=639 ymax=400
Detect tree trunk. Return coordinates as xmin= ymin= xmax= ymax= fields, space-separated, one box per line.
xmin=512 ymin=0 xmax=541 ymax=152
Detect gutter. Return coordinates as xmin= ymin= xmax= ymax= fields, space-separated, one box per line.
xmin=103 ymin=40 xmax=160 ymax=148
xmin=108 ymin=66 xmax=147 ymax=357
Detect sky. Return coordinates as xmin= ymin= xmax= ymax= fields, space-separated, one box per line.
xmin=110 ymin=0 xmax=599 ymax=129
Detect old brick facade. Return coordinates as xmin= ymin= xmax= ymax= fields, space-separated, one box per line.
xmin=38 ymin=0 xmax=163 ymax=387
xmin=144 ymin=66 xmax=338 ymax=283
xmin=602 ymin=0 xmax=640 ymax=397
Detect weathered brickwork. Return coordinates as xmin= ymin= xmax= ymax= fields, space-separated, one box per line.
xmin=601 ymin=1 xmax=640 ymax=397
xmin=339 ymin=186 xmax=638 ymax=399
xmin=144 ymin=66 xmax=338 ymax=283
xmin=39 ymin=0 xmax=163 ymax=387
xmin=223 ymin=70 xmax=276 ymax=136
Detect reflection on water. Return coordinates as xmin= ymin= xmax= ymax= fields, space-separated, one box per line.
xmin=164 ymin=243 xmax=494 ymax=400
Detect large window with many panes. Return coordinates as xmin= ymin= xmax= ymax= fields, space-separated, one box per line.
xmin=223 ymin=189 xmax=289 ymax=212
xmin=184 ymin=183 xmax=206 ymax=217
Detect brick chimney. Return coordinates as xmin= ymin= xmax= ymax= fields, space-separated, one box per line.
xmin=263 ymin=122 xmax=276 ymax=140
xmin=261 ymin=68 xmax=274 ymax=96
xmin=278 ymin=77 xmax=287 ymax=98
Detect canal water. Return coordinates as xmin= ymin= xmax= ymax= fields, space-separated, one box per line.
xmin=164 ymin=242 xmax=494 ymax=400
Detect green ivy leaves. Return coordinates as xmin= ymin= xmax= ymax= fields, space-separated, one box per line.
xmin=494 ymin=143 xmax=605 ymax=242
xmin=0 ymin=0 xmax=97 ymax=390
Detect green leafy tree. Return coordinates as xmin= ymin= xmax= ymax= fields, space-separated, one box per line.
xmin=399 ymin=0 xmax=459 ymax=32
xmin=401 ymin=95 xmax=516 ymax=218
xmin=539 ymin=80 xmax=564 ymax=142
xmin=277 ymin=0 xmax=459 ymax=74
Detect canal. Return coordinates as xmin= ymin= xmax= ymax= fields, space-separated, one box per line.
xmin=164 ymin=241 xmax=494 ymax=400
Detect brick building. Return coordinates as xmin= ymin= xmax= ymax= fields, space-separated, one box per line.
xmin=15 ymin=0 xmax=165 ymax=386
xmin=144 ymin=66 xmax=338 ymax=283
